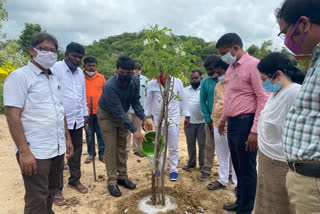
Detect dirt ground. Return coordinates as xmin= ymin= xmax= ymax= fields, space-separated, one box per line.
xmin=0 ymin=114 xmax=236 ymax=214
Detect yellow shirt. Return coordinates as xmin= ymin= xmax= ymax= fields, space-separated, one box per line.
xmin=211 ymin=82 xmax=226 ymax=127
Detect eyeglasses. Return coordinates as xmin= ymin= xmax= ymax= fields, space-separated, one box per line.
xmin=134 ymin=67 xmax=141 ymax=70
xmin=277 ymin=24 xmax=291 ymax=40
xmin=34 ymin=46 xmax=58 ymax=54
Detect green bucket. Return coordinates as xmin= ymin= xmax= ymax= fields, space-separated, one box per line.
xmin=141 ymin=131 xmax=164 ymax=157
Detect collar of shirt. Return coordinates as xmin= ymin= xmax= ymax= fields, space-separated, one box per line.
xmin=28 ymin=61 xmax=53 ymax=76
xmin=232 ymin=52 xmax=249 ymax=67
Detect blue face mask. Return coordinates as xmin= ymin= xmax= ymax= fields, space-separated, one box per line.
xmin=262 ymin=80 xmax=281 ymax=92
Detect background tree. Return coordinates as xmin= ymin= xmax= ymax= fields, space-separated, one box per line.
xmin=18 ymin=23 xmax=42 ymax=56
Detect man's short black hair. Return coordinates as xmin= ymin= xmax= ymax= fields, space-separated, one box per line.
xmin=31 ymin=32 xmax=58 ymax=50
xmin=203 ymin=55 xmax=220 ymax=69
xmin=66 ymin=42 xmax=85 ymax=55
xmin=84 ymin=57 xmax=97 ymax=65
xmin=275 ymin=0 xmax=320 ymax=25
xmin=116 ymin=56 xmax=134 ymax=70
xmin=191 ymin=69 xmax=203 ymax=77
xmin=216 ymin=33 xmax=243 ymax=49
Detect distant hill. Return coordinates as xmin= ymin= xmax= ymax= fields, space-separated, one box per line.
xmin=84 ymin=32 xmax=218 ymax=80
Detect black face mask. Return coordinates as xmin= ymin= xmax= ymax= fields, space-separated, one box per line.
xmin=117 ymin=72 xmax=132 ymax=85
xmin=190 ymin=82 xmax=200 ymax=89
xmin=65 ymin=58 xmax=81 ymax=70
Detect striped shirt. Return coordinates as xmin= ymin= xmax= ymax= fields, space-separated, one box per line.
xmin=282 ymin=43 xmax=320 ymax=161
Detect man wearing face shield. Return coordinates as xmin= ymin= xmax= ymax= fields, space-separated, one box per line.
xmin=97 ymin=56 xmax=153 ymax=197
xmin=51 ymin=42 xmax=89 ymax=203
xmin=275 ymin=1 xmax=320 ymax=213
xmin=216 ymin=33 xmax=269 ymax=214
xmin=3 ymin=32 xmax=74 ymax=213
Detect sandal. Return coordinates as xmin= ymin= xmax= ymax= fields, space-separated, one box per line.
xmin=84 ymin=156 xmax=93 ymax=164
xmin=53 ymin=193 xmax=65 ymax=206
xmin=207 ymin=180 xmax=226 ymax=190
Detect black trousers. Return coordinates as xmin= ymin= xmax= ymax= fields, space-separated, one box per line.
xmin=67 ymin=127 xmax=83 ymax=186
xmin=58 ymin=126 xmax=83 ymax=192
xmin=227 ymin=114 xmax=257 ymax=214
xmin=17 ymin=153 xmax=64 ymax=214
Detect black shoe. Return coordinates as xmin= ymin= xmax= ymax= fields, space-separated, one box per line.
xmin=117 ymin=179 xmax=136 ymax=189
xmin=182 ymin=164 xmax=195 ymax=171
xmin=223 ymin=202 xmax=239 ymax=212
xmin=108 ymin=185 xmax=121 ymax=197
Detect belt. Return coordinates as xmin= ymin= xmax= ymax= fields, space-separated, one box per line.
xmin=287 ymin=161 xmax=320 ymax=178
xmin=229 ymin=113 xmax=254 ymax=121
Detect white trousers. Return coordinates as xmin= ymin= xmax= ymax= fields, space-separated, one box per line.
xmin=214 ymin=126 xmax=237 ymax=186
xmin=150 ymin=125 xmax=180 ymax=173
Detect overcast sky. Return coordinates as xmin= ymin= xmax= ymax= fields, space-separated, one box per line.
xmin=3 ymin=0 xmax=287 ymax=51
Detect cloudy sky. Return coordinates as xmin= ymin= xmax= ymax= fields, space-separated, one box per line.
xmin=3 ymin=0 xmax=286 ymax=50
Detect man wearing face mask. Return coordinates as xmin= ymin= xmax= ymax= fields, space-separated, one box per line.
xmin=3 ymin=32 xmax=74 ymax=213
xmin=97 ymin=56 xmax=153 ymax=197
xmin=216 ymin=33 xmax=269 ymax=214
xmin=83 ymin=57 xmax=105 ymax=164
xmin=182 ymin=70 xmax=206 ymax=171
xmin=199 ymin=55 xmax=219 ymax=182
xmin=51 ymin=42 xmax=89 ymax=203
xmin=276 ymin=1 xmax=320 ymax=213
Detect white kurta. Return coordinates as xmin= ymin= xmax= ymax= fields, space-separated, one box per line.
xmin=145 ymin=77 xmax=189 ymax=174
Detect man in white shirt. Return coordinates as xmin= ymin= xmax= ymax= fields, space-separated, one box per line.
xmin=144 ymin=74 xmax=190 ymax=181
xmin=3 ymin=32 xmax=74 ymax=214
xmin=182 ymin=70 xmax=206 ymax=171
xmin=51 ymin=42 xmax=89 ymax=200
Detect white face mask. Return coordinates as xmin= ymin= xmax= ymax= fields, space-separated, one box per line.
xmin=218 ymin=75 xmax=225 ymax=82
xmin=33 ymin=48 xmax=57 ymax=69
xmin=221 ymin=48 xmax=237 ymax=65
xmin=85 ymin=70 xmax=96 ymax=77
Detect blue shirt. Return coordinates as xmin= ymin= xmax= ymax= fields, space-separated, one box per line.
xmin=129 ymin=74 xmax=148 ymax=113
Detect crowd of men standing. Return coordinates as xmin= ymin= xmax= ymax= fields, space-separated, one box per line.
xmin=3 ymin=0 xmax=320 ymax=214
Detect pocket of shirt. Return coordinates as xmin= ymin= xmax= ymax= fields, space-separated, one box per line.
xmin=28 ymin=88 xmax=52 ymax=104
